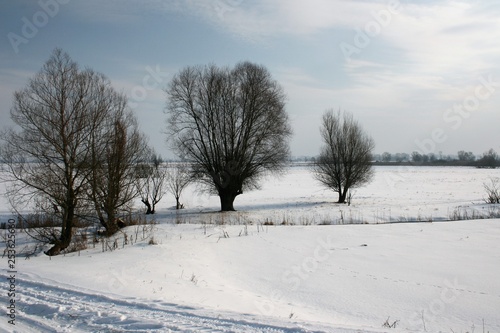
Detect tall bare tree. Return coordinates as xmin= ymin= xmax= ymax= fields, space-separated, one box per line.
xmin=313 ymin=110 xmax=375 ymax=204
xmin=165 ymin=62 xmax=292 ymax=211
xmin=86 ymin=102 xmax=148 ymax=235
xmin=0 ymin=49 xmax=108 ymax=255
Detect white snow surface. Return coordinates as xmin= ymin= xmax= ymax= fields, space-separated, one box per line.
xmin=1 ymin=166 xmax=500 ymax=332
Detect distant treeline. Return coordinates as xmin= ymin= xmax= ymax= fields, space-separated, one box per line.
xmin=371 ymin=160 xmax=499 ymax=168
xmin=292 ymin=148 xmax=500 ymax=168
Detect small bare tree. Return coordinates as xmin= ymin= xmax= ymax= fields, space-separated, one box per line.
xmin=136 ymin=151 xmax=168 ymax=214
xmin=313 ymin=110 xmax=375 ymax=204
xmin=165 ymin=62 xmax=292 ymax=211
xmin=166 ymin=163 xmax=192 ymax=210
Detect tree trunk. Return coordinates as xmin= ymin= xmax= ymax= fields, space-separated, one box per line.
xmin=142 ymin=198 xmax=153 ymax=214
xmin=105 ymin=223 xmax=120 ymax=237
xmin=338 ymin=189 xmax=347 ymax=204
xmin=104 ymin=210 xmax=119 ymax=236
xmin=45 ymin=204 xmax=75 ymax=256
xmin=175 ymin=196 xmax=181 ymax=210
xmin=219 ymin=192 xmax=237 ymax=211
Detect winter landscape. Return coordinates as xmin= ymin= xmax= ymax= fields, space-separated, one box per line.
xmin=2 ymin=1 xmax=500 ymax=332
xmin=2 ymin=165 xmax=500 ymax=333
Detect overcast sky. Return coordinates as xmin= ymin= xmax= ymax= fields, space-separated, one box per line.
xmin=1 ymin=0 xmax=499 ymax=159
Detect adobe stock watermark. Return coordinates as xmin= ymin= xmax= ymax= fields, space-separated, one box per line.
xmin=383 ymin=75 xmax=498 ymax=193
xmin=339 ymin=0 xmax=401 ymax=62
xmin=5 ymin=219 xmax=17 ymax=326
xmin=254 ymin=234 xmax=335 ymax=316
xmin=107 ymin=267 xmax=128 ymax=294
xmin=214 ymin=0 xmax=243 ymax=20
xmin=415 ymin=74 xmax=498 ymax=156
xmin=408 ymin=278 xmax=465 ymax=331
xmin=7 ymin=0 xmax=70 ymax=54
xmin=128 ymin=65 xmax=169 ymax=109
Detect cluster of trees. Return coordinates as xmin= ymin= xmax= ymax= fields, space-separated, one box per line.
xmin=0 ymin=50 xmax=190 ymax=255
xmin=0 ymin=50 xmax=148 ymax=255
xmin=0 ymin=49 xmax=376 ymax=255
xmin=374 ymin=149 xmax=499 ymax=168
xmin=165 ymin=64 xmax=373 ymax=207
xmin=476 ymin=149 xmax=500 ymax=168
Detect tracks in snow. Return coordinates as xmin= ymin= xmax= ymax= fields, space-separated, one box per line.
xmin=3 ymin=273 xmax=353 ymax=333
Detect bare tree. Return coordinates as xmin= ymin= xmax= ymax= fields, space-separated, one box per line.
xmin=411 ymin=151 xmax=423 ymax=163
xmin=165 ymin=62 xmax=292 ymax=211
xmin=381 ymin=152 xmax=392 ymax=163
xmin=394 ymin=153 xmax=409 ymax=163
xmin=313 ymin=110 xmax=375 ymax=204
xmin=86 ymin=103 xmax=148 ymax=235
xmin=0 ymin=49 xmax=108 ymax=255
xmin=477 ymin=148 xmax=498 ymax=168
xmin=457 ymin=150 xmax=476 ymax=162
xmin=136 ymin=151 xmax=168 ymax=214
xmin=165 ymin=163 xmax=192 ymax=210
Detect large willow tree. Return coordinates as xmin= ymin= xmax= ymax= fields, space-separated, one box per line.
xmin=165 ymin=62 xmax=292 ymax=211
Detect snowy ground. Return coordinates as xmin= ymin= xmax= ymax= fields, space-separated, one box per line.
xmin=1 ymin=166 xmax=500 ymax=332
xmin=153 ymin=165 xmax=500 ymax=225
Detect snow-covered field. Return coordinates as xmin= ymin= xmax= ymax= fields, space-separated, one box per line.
xmin=1 ymin=166 xmax=500 ymax=332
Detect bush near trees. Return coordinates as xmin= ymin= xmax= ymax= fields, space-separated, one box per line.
xmin=484 ymin=177 xmax=500 ymax=204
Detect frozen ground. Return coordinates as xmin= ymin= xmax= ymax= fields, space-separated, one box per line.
xmin=1 ymin=166 xmax=499 ymax=332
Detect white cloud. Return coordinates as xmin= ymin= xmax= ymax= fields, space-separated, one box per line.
xmin=65 ymin=0 xmax=500 ymax=83
xmin=384 ymin=1 xmax=500 ymax=75
xmin=172 ymin=0 xmax=397 ymax=40
xmin=170 ymin=0 xmax=500 ymax=107
xmin=9 ymin=0 xmax=497 ymax=156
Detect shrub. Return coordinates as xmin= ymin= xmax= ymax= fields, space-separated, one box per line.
xmin=484 ymin=177 xmax=500 ymax=204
